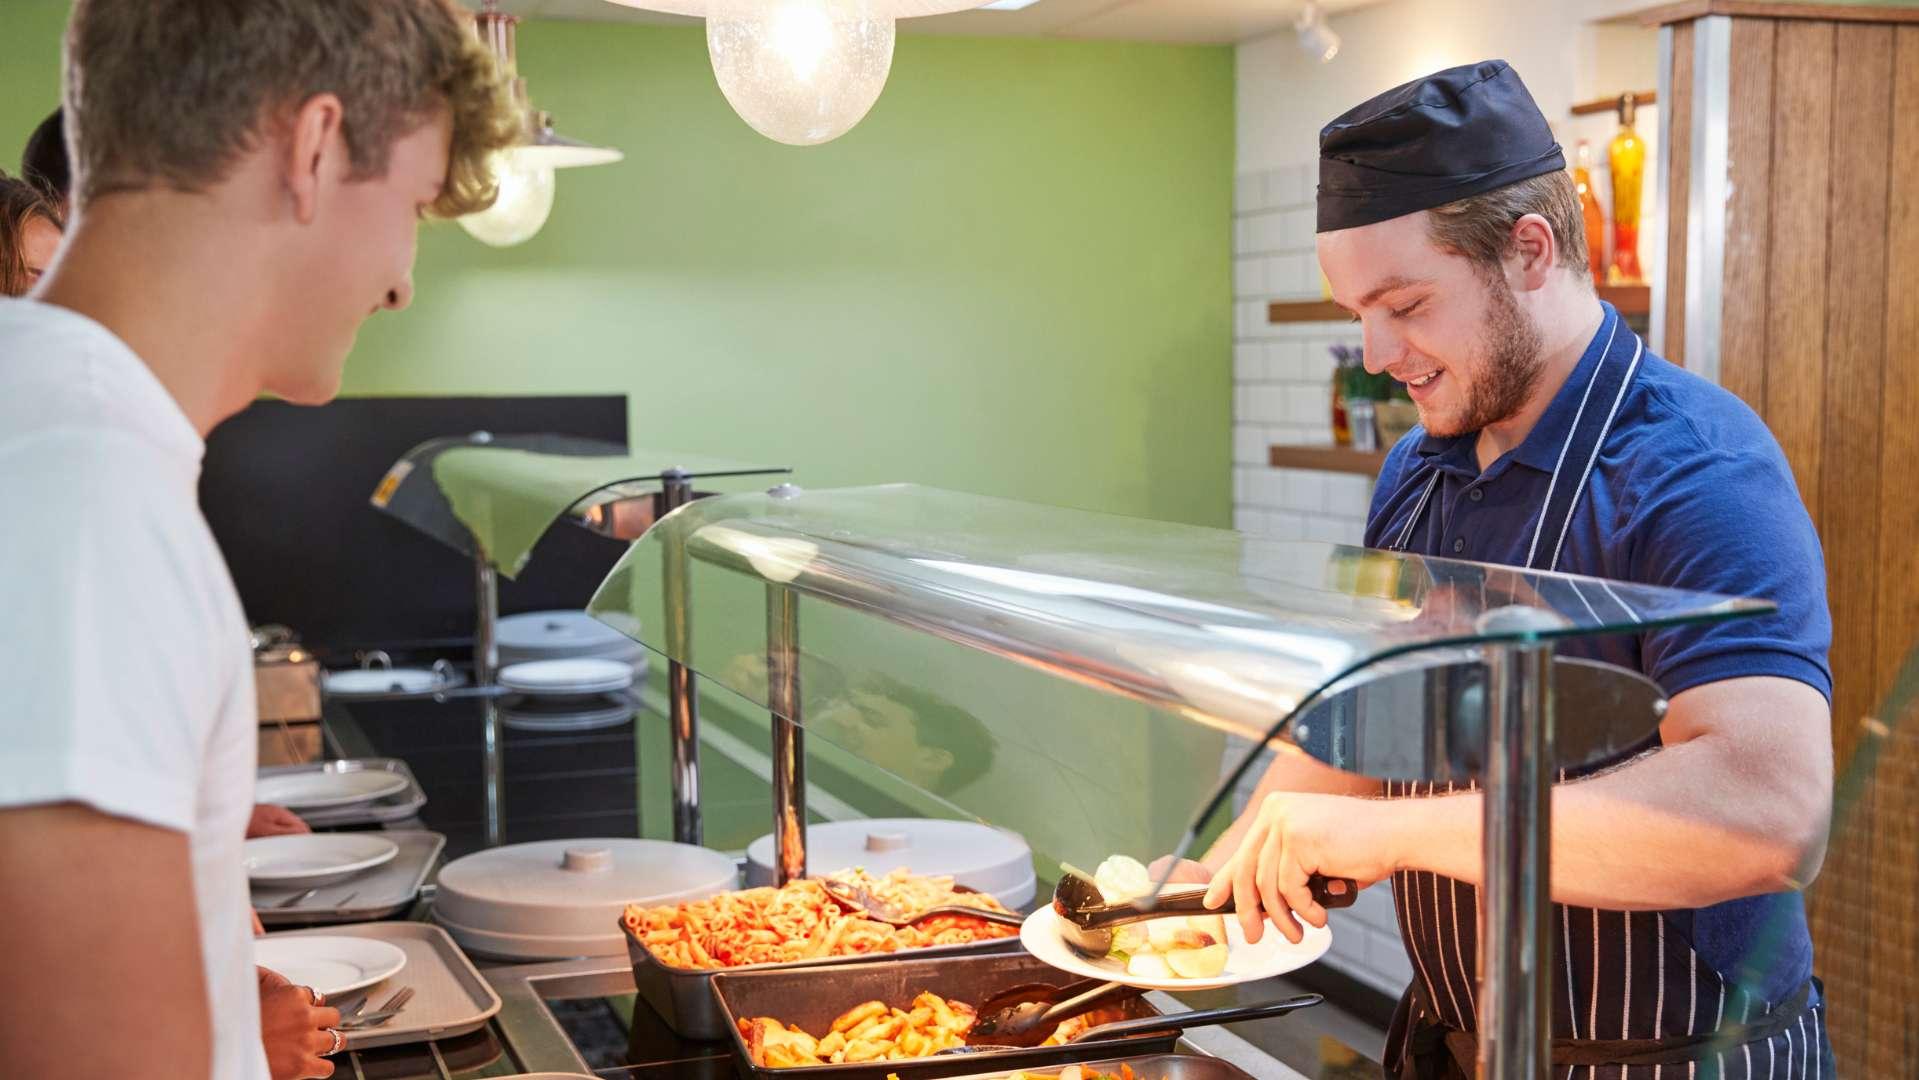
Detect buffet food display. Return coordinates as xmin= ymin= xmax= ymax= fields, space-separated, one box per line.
xmin=623 ymin=868 xmax=1018 ymax=970
xmin=740 ymin=990 xmax=1125 ymax=1068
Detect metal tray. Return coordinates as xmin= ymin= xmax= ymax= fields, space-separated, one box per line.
xmin=709 ymin=951 xmax=1180 ymax=1080
xmin=268 ymin=921 xmax=501 ymax=1050
xmin=255 ymin=830 xmax=444 ymax=925
xmin=922 ymin=1053 xmax=1260 ymax=1080
xmin=624 ymin=918 xmax=1023 ymax=1041
xmin=261 ymin=758 xmax=428 ymax=827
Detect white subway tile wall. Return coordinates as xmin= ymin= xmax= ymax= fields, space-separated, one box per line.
xmin=1231 ymin=162 xmax=1368 ymax=544
xmin=1229 ymin=163 xmax=1413 ymax=996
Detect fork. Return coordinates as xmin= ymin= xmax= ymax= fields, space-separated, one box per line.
xmin=341 ymin=986 xmax=414 ymax=1029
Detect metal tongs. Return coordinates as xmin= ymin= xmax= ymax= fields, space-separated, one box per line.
xmin=1051 ymin=866 xmax=1356 ymax=957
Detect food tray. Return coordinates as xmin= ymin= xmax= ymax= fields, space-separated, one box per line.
xmin=254 ymin=831 xmax=444 ymax=925
xmin=262 ymin=758 xmax=428 ymax=827
xmin=925 ymin=1053 xmax=1260 ymax=1080
xmin=268 ymin=922 xmax=500 ymax=1050
xmin=710 ymin=951 xmax=1180 ymax=1080
xmin=624 ymin=918 xmax=1022 ymax=1041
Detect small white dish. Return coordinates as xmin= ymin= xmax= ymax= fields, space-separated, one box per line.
xmin=254 ymin=935 xmax=408 ymax=997
xmin=1018 ymin=890 xmax=1332 ymax=991
xmin=498 ymin=658 xmax=634 ymax=697
xmin=255 ymin=768 xmax=409 ymax=811
xmin=323 ymin=667 xmax=450 ymax=697
xmin=244 ymin=834 xmax=400 ymax=888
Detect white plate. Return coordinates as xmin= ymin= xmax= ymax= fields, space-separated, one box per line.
xmin=323 ymin=667 xmax=450 ymax=697
xmin=499 ymin=697 xmax=636 ymax=733
xmin=1019 ymin=892 xmax=1332 ymax=991
xmin=498 ymin=658 xmax=634 ymax=697
xmin=255 ymin=769 xmax=410 ymax=811
xmin=254 ymin=935 xmax=408 ymax=997
xmin=244 ymin=834 xmax=400 ymax=887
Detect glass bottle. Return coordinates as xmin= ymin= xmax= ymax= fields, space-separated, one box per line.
xmin=1573 ymin=140 xmax=1605 ymax=287
xmin=1607 ymin=93 xmax=1645 ymax=285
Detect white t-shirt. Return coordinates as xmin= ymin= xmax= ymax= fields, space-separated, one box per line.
xmin=0 ymin=300 xmax=269 ymax=1080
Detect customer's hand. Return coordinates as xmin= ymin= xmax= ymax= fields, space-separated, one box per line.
xmin=258 ymin=966 xmax=342 ymax=1080
xmin=1146 ymin=855 xmax=1215 ymax=885
xmin=1202 ymin=792 xmax=1396 ymax=946
xmin=247 ymin=804 xmax=311 ymax=839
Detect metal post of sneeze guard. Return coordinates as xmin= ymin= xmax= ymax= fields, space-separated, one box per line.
xmin=766 ymin=482 xmax=807 ymax=884
xmin=1476 ymin=606 xmax=1560 ymax=1080
xmin=483 ymin=697 xmax=505 ymax=848
xmin=474 ymin=551 xmax=500 ymax=686
xmin=768 ymin=582 xmax=806 ymax=884
xmin=659 ymin=468 xmax=702 ymax=846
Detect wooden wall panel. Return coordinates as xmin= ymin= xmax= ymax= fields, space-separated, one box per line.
xmin=1865 ymin=23 xmax=1919 ymax=1076
xmin=1816 ymin=25 xmax=1894 ymax=1071
xmin=1716 ymin=18 xmax=1776 ymax=407
xmin=1662 ymin=19 xmax=1695 ymax=365
xmin=1820 ymin=21 xmax=1891 ymax=792
xmin=1762 ymin=21 xmax=1833 ymax=527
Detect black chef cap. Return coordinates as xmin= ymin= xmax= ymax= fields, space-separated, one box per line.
xmin=1317 ymin=60 xmax=1565 ymax=233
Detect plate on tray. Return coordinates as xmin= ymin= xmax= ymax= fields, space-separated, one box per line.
xmin=256 ymin=767 xmax=409 ymax=810
xmin=1018 ymin=893 xmax=1331 ymax=991
xmin=254 ymin=935 xmax=408 ymax=997
xmin=244 ymin=834 xmax=400 ymax=887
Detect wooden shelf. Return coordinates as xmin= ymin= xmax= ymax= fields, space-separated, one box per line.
xmin=1571 ymin=90 xmax=1657 ymax=116
xmin=1598 ymin=283 xmax=1651 ymax=316
xmin=1274 ymin=288 xmax=1646 ymax=322
xmin=1268 ymin=444 xmax=1389 ymax=476
xmin=1267 ymin=299 xmax=1350 ymax=324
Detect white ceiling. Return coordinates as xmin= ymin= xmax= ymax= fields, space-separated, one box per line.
xmin=487 ymin=0 xmax=1383 ymax=46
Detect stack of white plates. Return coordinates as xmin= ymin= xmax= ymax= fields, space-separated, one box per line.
xmin=497 ymin=610 xmax=648 ymax=679
xmin=745 ymin=819 xmax=1037 ymax=910
xmin=433 ymin=838 xmax=737 ymax=960
xmin=498 ymin=658 xmax=635 ymax=699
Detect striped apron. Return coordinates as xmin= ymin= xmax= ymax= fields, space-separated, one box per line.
xmin=1377 ymin=314 xmax=1834 ymax=1079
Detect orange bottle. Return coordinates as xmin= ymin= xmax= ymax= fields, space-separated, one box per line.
xmin=1573 ymin=141 xmax=1605 ymax=287
xmin=1607 ymin=94 xmax=1645 ymax=284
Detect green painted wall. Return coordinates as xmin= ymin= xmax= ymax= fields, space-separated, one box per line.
xmin=2 ymin=3 xmax=1234 ymax=527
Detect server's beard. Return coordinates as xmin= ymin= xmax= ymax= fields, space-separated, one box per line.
xmin=1428 ymin=273 xmax=1546 ymax=438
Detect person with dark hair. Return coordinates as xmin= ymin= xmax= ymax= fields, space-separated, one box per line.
xmin=1163 ymin=61 xmax=1833 ymax=1079
xmin=20 ymin=107 xmax=70 ymax=212
xmin=0 ymin=172 xmax=61 ymax=295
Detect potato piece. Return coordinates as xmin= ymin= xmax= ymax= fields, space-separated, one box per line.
xmin=830 ymin=1000 xmax=888 ymax=1035
xmin=1127 ymin=951 xmax=1174 ymax=979
xmin=842 ymin=1039 xmax=888 ymax=1063
xmin=816 ymin=1030 xmax=846 ymax=1058
xmin=1145 ymin=916 xmax=1186 ymax=951
xmin=1166 ymin=942 xmax=1230 ymax=978
xmin=1188 ymin=914 xmax=1228 ymax=947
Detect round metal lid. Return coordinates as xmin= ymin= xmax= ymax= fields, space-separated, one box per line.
xmin=434 ymin=838 xmax=736 ymax=954
xmin=496 ymin=610 xmax=635 ymax=655
xmin=745 ymin=819 xmax=1033 ymax=905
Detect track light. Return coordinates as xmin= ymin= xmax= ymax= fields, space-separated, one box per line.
xmin=1296 ymin=2 xmax=1339 ymax=64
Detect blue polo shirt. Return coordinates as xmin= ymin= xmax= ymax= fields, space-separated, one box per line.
xmin=1364 ymin=301 xmax=1833 ymax=1006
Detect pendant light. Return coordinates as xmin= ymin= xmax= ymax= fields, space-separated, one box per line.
xmin=461 ymin=2 xmax=625 ymax=247
xmin=604 ymin=0 xmax=992 ymax=147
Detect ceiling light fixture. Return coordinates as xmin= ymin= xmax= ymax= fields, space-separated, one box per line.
xmin=461 ymin=2 xmax=625 ymax=247
xmin=1295 ymin=2 xmax=1340 ymax=64
xmin=604 ymin=0 xmax=993 ymax=147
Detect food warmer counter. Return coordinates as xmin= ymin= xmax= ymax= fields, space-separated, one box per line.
xmin=364 ymin=433 xmax=789 ymax=847
xmin=581 ymin=483 xmax=1771 ymax=1080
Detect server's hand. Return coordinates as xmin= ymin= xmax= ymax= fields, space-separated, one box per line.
xmin=258 ymin=966 xmax=342 ymax=1079
xmin=1146 ymin=855 xmax=1215 ymax=885
xmin=1201 ymin=792 xmax=1395 ymax=945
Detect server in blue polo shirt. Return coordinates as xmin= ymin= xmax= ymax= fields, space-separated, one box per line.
xmin=1187 ymin=62 xmax=1836 ymax=1078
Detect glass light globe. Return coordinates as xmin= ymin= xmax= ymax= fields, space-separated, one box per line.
xmin=459 ymin=152 xmax=556 ymax=247
xmin=704 ymin=0 xmax=896 ymax=146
